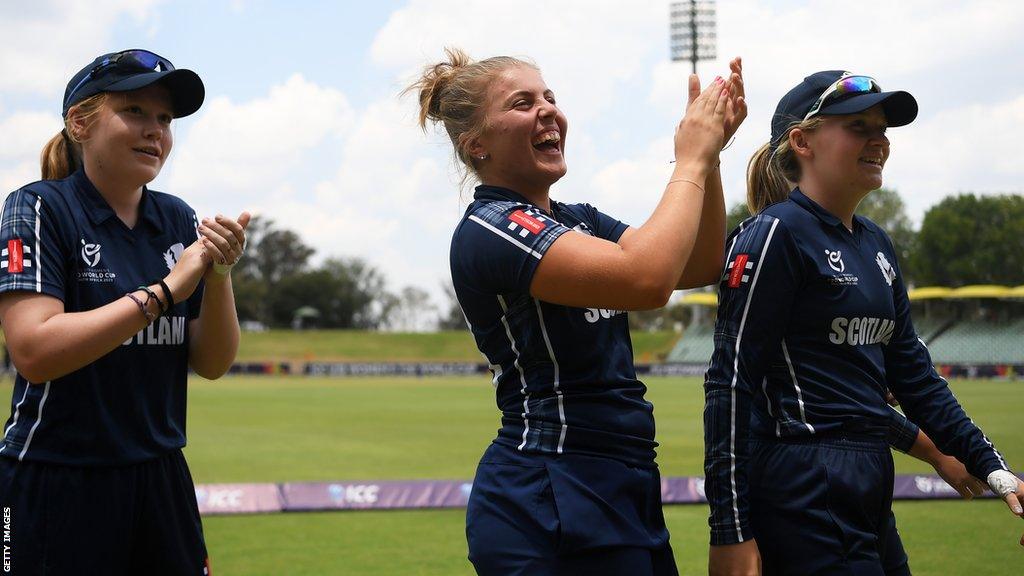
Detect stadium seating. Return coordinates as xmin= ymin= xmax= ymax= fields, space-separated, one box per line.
xmin=665 ymin=317 xmax=1023 ymax=366
xmin=925 ymin=318 xmax=1024 ymax=364
xmin=666 ymin=324 xmax=715 ymax=363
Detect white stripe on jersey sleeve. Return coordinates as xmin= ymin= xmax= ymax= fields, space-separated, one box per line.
xmin=34 ymin=196 xmax=42 ymax=292
xmin=468 ymin=215 xmax=544 ymax=259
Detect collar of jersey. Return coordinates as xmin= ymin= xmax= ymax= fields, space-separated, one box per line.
xmin=72 ymin=169 xmax=164 ymax=231
xmin=789 ymin=187 xmax=876 ymax=234
xmin=473 ymin=184 xmax=536 ymax=205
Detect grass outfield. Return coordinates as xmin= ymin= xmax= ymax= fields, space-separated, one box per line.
xmin=1 ymin=375 xmax=1019 ymax=573
xmin=235 ymin=329 xmax=679 ymax=363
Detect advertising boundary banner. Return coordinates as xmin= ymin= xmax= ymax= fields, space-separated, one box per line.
xmin=195 ymin=473 xmax=1023 ymax=515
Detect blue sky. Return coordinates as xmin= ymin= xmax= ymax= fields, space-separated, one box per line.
xmin=2 ymin=1 xmax=1022 ymax=323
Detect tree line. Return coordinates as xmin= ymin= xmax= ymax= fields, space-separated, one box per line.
xmin=236 ymin=191 xmax=1022 ymax=331
xmin=231 ymin=217 xmax=437 ymax=330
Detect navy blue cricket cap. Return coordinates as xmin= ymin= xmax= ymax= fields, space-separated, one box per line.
xmin=62 ymin=49 xmax=204 ymax=118
xmin=770 ymin=70 xmax=918 ymax=147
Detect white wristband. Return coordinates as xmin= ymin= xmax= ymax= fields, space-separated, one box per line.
xmin=987 ymin=470 xmax=1019 ymax=497
xmin=212 ymin=262 xmax=234 ymax=276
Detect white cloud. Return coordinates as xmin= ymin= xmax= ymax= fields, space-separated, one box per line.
xmin=166 ymin=73 xmax=354 ymax=206
xmin=885 ymin=94 xmax=1024 ymax=221
xmin=371 ymin=0 xmax=665 ymax=122
xmin=165 ymin=75 xmax=462 ymax=306
xmin=643 ymin=0 xmax=1024 ymax=217
xmin=0 ymin=0 xmax=162 ymax=97
xmin=0 ymin=110 xmax=62 ymax=192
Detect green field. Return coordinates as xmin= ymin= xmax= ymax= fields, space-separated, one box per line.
xmin=1 ymin=375 xmax=1020 ymax=574
xmin=235 ymin=329 xmax=680 ymax=364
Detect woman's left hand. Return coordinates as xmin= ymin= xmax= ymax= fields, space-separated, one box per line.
xmin=197 ymin=212 xmax=251 ymax=280
xmin=723 ymin=56 xmax=747 ymax=143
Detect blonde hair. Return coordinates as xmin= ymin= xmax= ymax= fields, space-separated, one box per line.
xmin=404 ymin=47 xmax=536 ymax=187
xmin=745 ymin=116 xmax=826 ymax=214
xmin=40 ymin=93 xmax=109 ymax=180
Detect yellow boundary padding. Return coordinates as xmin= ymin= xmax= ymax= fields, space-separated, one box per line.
xmin=680 ymin=285 xmax=1024 ymax=307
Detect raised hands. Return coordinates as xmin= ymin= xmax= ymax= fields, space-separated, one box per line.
xmin=674 ymin=57 xmax=746 ymax=176
xmin=722 ymin=57 xmax=747 ymax=143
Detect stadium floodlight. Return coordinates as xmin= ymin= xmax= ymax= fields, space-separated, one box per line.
xmin=669 ymin=0 xmax=717 ymax=74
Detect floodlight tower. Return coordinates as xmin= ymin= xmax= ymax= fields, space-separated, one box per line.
xmin=669 ymin=0 xmax=717 ymax=75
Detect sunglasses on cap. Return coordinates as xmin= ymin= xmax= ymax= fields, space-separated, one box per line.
xmin=803 ymin=74 xmax=882 ymax=121
xmin=64 ymin=49 xmax=175 ymax=108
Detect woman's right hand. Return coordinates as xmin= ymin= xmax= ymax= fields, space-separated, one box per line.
xmin=164 ymin=238 xmax=213 ymax=304
xmin=673 ymin=75 xmax=731 ymax=174
xmin=709 ymin=540 xmax=762 ymax=576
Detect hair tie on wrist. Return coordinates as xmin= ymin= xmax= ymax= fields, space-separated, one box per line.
xmin=667 ymin=178 xmax=705 ymax=194
xmin=155 ymin=279 xmax=175 ymax=311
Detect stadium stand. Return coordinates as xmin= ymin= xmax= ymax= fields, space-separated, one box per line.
xmin=666 ymin=324 xmax=714 ymax=363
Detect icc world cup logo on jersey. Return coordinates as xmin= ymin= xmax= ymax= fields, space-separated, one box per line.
xmin=825 ymin=249 xmax=844 ymax=273
xmin=81 ymin=239 xmax=101 ymax=267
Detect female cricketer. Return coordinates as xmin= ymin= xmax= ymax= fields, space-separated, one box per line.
xmin=703 ymin=70 xmax=1023 ymax=575
xmin=408 ymin=48 xmax=745 ymax=575
xmin=0 ymin=49 xmax=248 ymax=575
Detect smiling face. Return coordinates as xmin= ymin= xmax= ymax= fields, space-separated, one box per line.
xmin=76 ymin=83 xmax=174 ymax=189
xmin=800 ymin=104 xmax=890 ymax=196
xmin=472 ymin=65 xmax=568 ymax=196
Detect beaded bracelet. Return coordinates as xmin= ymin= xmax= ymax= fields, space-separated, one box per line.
xmin=125 ymin=292 xmax=155 ymax=323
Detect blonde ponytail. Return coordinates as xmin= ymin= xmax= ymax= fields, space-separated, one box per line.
xmin=745 ymin=116 xmax=825 ymax=215
xmin=39 ymin=93 xmax=108 ymax=180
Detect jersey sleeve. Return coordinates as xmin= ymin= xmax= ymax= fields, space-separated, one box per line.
xmin=881 ymin=236 xmax=1010 ymax=478
xmin=703 ymin=215 xmax=803 ymax=545
xmin=454 ymin=202 xmax=570 ymax=294
xmin=579 ymin=203 xmax=629 ymax=242
xmin=886 ymin=405 xmax=919 ymax=454
xmin=0 ymin=189 xmax=68 ymax=301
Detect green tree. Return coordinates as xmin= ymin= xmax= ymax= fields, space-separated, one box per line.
xmin=270 ymin=257 xmax=394 ymax=329
xmin=726 ymin=202 xmax=751 ymax=235
xmin=911 ymin=193 xmax=1024 ymax=286
xmin=857 ymin=187 xmax=917 ymax=281
xmin=437 ymin=282 xmax=466 ymax=330
xmin=232 ymin=216 xmax=316 ymax=325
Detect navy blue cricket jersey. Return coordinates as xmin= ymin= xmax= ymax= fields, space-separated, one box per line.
xmin=451 ymin=185 xmax=658 ymax=467
xmin=0 ymin=169 xmax=203 ymax=465
xmin=704 ymin=188 xmax=1010 ymax=545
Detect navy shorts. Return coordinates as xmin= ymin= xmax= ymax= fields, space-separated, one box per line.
xmin=466 ymin=442 xmax=677 ymax=576
xmin=748 ymin=436 xmax=900 ymax=576
xmin=0 ymin=449 xmax=209 ymax=576
xmin=882 ymin=510 xmax=911 ymax=576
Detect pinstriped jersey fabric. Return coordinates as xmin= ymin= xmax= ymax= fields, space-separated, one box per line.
xmin=0 ymin=170 xmax=204 ymax=465
xmin=703 ymin=189 xmax=1010 ymax=545
xmin=451 ymin=185 xmax=659 ymax=467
